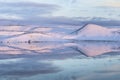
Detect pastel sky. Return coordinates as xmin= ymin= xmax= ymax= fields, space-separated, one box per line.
xmin=0 ymin=0 xmax=120 ymax=26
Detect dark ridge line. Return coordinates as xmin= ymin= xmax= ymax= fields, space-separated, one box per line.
xmin=0 ymin=40 xmax=120 ymax=44
xmin=0 ymin=26 xmax=51 ymax=40
xmin=70 ymin=23 xmax=89 ymax=34
xmin=0 ymin=40 xmax=67 ymax=44
xmin=70 ymin=47 xmax=89 ymax=57
xmin=1 ymin=31 xmax=48 ymax=40
xmin=0 ymin=49 xmax=49 ymax=52
xmin=71 ymin=40 xmax=120 ymax=42
xmin=28 ymin=26 xmax=50 ymax=31
xmin=0 ymin=30 xmax=47 ymax=33
xmin=2 ymin=44 xmax=44 ymax=54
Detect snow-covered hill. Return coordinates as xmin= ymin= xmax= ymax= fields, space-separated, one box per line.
xmin=0 ymin=25 xmax=71 ymax=42
xmin=64 ymin=24 xmax=120 ymax=41
xmin=0 ymin=24 xmax=120 ymax=42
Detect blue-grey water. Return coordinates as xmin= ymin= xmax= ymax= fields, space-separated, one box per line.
xmin=0 ymin=41 xmax=120 ymax=80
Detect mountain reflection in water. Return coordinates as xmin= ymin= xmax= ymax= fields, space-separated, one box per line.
xmin=0 ymin=41 xmax=120 ymax=80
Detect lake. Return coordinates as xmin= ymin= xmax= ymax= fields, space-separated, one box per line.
xmin=0 ymin=41 xmax=120 ymax=80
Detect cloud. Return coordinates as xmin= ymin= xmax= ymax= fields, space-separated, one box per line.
xmin=0 ymin=16 xmax=120 ymax=27
xmin=0 ymin=16 xmax=83 ymax=26
xmin=0 ymin=2 xmax=59 ymax=8
xmin=96 ymin=0 xmax=120 ymax=9
xmin=0 ymin=14 xmax=23 ymax=20
xmin=0 ymin=2 xmax=60 ymax=19
xmin=104 ymin=0 xmax=120 ymax=8
xmin=96 ymin=6 xmax=120 ymax=9
xmin=0 ymin=1 xmax=120 ymax=27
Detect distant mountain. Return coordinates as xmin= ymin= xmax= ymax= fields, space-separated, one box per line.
xmin=0 ymin=24 xmax=120 ymax=42
xmin=70 ymin=24 xmax=120 ymax=41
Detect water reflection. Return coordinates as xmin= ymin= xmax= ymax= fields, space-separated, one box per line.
xmin=0 ymin=41 xmax=120 ymax=58
xmin=0 ymin=58 xmax=61 ymax=80
xmin=0 ymin=58 xmax=60 ymax=76
xmin=71 ymin=41 xmax=120 ymax=57
xmin=0 ymin=41 xmax=120 ymax=80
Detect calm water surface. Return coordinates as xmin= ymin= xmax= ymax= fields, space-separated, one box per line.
xmin=0 ymin=41 xmax=120 ymax=80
